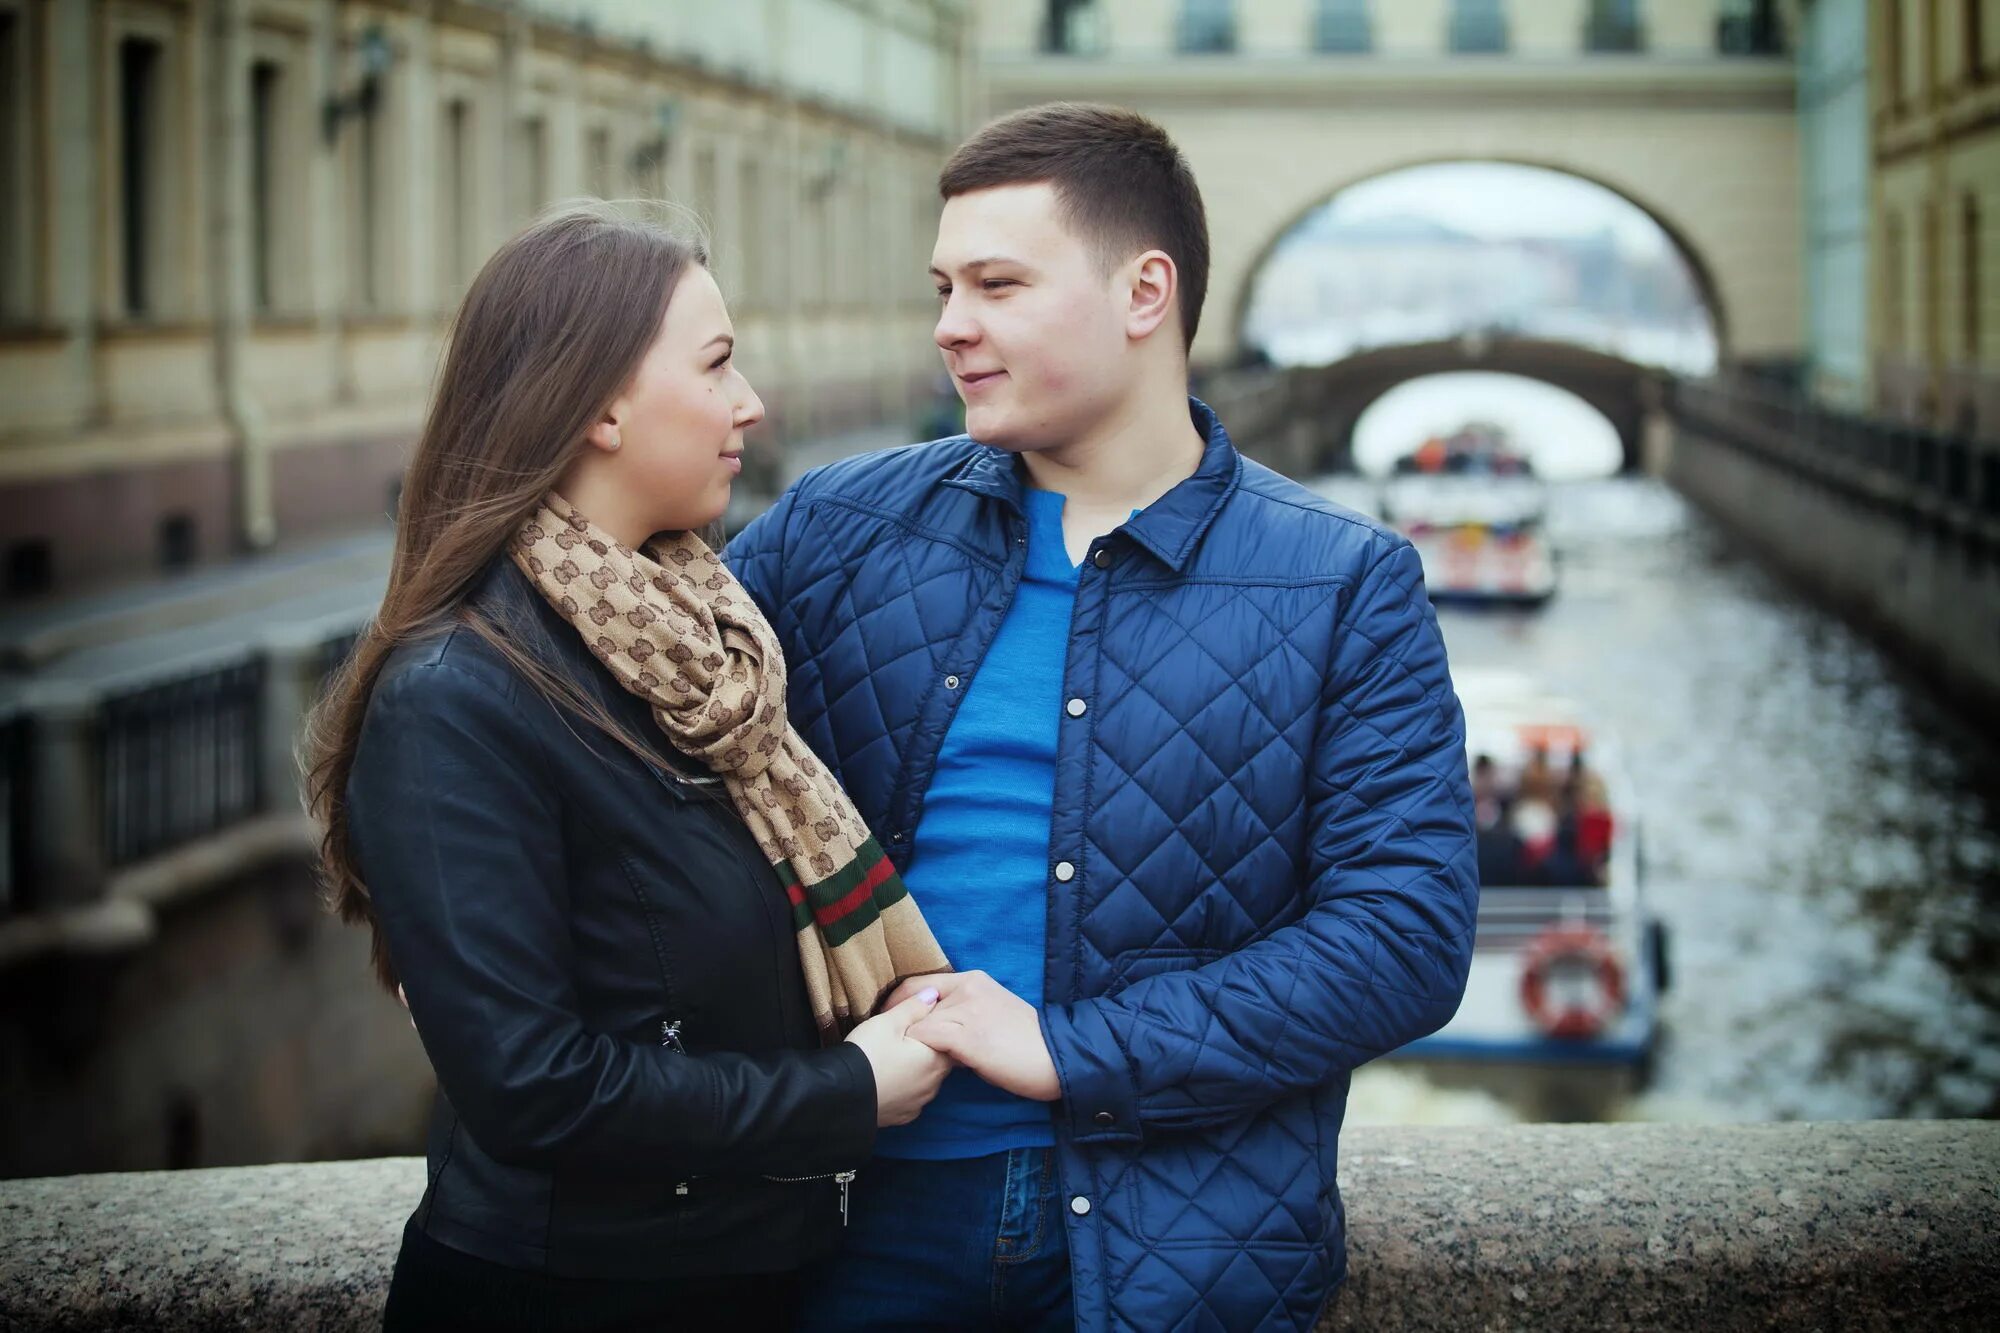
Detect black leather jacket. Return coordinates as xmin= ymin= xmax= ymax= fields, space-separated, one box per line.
xmin=347 ymin=559 xmax=877 ymax=1278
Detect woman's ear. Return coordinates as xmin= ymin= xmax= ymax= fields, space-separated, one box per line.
xmin=582 ymin=411 xmax=623 ymax=454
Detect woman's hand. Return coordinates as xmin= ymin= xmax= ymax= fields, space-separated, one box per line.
xmin=845 ymin=988 xmax=952 ymax=1127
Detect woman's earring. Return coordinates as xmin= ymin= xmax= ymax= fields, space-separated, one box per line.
xmin=607 ymin=432 xmax=621 ymax=451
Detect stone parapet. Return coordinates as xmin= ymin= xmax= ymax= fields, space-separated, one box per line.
xmin=2 ymin=1122 xmax=1993 ymax=1330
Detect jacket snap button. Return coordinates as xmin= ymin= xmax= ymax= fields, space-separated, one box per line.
xmin=1065 ymin=698 xmax=1087 ymax=718
xmin=1092 ymin=548 xmax=1111 ymax=569
xmin=1070 ymin=1195 xmax=1092 ymax=1216
xmin=945 ymin=674 xmax=960 ymax=690
xmin=1054 ymin=861 xmax=1075 ymax=883
xmin=1093 ymin=1110 xmax=1115 ymax=1125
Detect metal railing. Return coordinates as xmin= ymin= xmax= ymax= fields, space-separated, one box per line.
xmin=99 ymin=657 xmax=267 ymax=868
xmin=315 ymin=627 xmax=361 ymax=686
xmin=1671 ymin=376 xmax=2000 ymax=551
xmin=0 ymin=710 xmax=27 ymax=914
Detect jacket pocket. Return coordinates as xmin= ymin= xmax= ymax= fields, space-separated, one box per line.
xmin=1109 ymin=946 xmax=1225 ymax=993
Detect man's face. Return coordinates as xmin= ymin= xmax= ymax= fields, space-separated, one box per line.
xmin=930 ymin=183 xmax=1133 ymax=453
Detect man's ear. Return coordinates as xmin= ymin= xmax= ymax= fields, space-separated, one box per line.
xmin=1124 ymin=250 xmax=1178 ymax=343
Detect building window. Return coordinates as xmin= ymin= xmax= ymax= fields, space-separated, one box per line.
xmin=586 ymin=124 xmax=611 ymax=199
xmin=516 ymin=115 xmax=547 ymax=222
xmin=738 ymin=156 xmax=763 ymax=308
xmin=118 ymin=35 xmax=163 ymax=317
xmin=439 ymin=98 xmax=472 ymax=297
xmin=344 ymin=86 xmax=381 ymax=308
xmin=1885 ymin=0 xmax=1903 ymax=104
xmin=157 ymin=513 xmax=197 ymax=571
xmin=1585 ymin=0 xmax=1644 ymax=52
xmin=1448 ymin=0 xmax=1508 ymax=54
xmin=694 ymin=146 xmax=718 ymax=228
xmin=629 ymin=111 xmax=668 ymax=200
xmin=0 ymin=8 xmax=30 ymax=323
xmin=1177 ymin=0 xmax=1235 ymax=54
xmin=249 ymin=61 xmax=280 ymax=314
xmin=1314 ymin=0 xmax=1372 ymax=52
xmin=1717 ymin=0 xmax=1783 ymax=55
xmin=914 ymin=175 xmax=936 ymax=308
xmin=805 ymin=151 xmax=830 ymax=311
xmin=1965 ymin=193 xmax=1982 ymax=359
xmin=1043 ymin=0 xmax=1105 ymax=54
xmin=1925 ymin=199 xmax=1942 ymax=362
xmin=1885 ymin=212 xmax=1906 ymax=355
xmin=5 ymin=539 xmax=52 ymax=598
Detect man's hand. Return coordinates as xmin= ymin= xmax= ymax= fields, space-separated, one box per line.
xmin=885 ymin=970 xmax=1061 ymax=1102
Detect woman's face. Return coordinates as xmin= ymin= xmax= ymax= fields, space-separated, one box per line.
xmin=610 ymin=264 xmax=764 ymax=533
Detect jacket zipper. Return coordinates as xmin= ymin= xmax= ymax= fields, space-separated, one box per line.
xmin=661 ymin=1018 xmax=857 ymax=1223
xmin=760 ymin=1169 xmax=858 ymax=1226
xmin=662 ymin=1020 xmax=693 ymax=1196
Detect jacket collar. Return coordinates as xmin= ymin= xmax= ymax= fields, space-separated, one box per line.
xmin=466 ymin=556 xmax=718 ymax=789
xmin=941 ymin=395 xmax=1242 ymax=575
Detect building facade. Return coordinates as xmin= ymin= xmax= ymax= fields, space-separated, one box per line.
xmin=0 ymin=0 xmax=970 ymax=598
xmin=975 ymin=0 xmax=1803 ymax=378
xmin=1798 ymin=0 xmax=1872 ymax=410
xmin=1871 ymin=0 xmax=2000 ymax=440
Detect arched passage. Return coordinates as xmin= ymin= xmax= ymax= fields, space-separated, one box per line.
xmin=1231 ymin=161 xmax=1716 ymax=473
xmin=1230 ymin=157 xmax=1733 ymax=368
xmin=1274 ymin=336 xmax=1666 ymax=474
xmin=1351 ymin=373 xmax=1625 ymax=481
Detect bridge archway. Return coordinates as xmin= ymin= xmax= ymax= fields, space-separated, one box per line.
xmin=1233 ymin=160 xmax=1720 ymax=473
xmin=1275 ymin=335 xmax=1668 ymax=474
xmin=1228 ymin=156 xmax=1733 ymax=367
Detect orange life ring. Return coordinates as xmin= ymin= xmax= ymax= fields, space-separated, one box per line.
xmin=1519 ymin=924 xmax=1626 ymax=1040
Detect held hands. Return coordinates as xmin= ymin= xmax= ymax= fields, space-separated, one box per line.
xmin=844 ymin=988 xmax=953 ymax=1127
xmin=883 ymin=970 xmax=1061 ymax=1103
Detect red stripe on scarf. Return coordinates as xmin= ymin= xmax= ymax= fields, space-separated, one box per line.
xmin=816 ymin=856 xmax=895 ymax=928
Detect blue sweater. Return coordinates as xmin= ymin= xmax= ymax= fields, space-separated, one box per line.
xmin=874 ymin=486 xmax=1080 ymax=1159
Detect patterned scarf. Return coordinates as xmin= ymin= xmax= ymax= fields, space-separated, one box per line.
xmin=511 ymin=495 xmax=949 ymax=1039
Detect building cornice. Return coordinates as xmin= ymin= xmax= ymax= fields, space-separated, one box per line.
xmin=980 ymin=54 xmax=1797 ymax=113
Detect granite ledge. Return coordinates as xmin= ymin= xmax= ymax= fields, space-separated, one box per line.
xmin=1 ymin=1121 xmax=1994 ymax=1331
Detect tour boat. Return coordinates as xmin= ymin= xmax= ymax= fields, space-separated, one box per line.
xmin=1383 ymin=669 xmax=1671 ymax=1120
xmin=1378 ymin=470 xmax=1558 ymax=606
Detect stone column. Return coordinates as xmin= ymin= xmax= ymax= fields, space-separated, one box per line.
xmin=45 ymin=0 xmax=102 ymax=426
xmin=209 ymin=0 xmax=276 ymax=553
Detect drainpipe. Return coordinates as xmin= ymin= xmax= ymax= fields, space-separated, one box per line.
xmin=211 ymin=0 xmax=275 ymax=553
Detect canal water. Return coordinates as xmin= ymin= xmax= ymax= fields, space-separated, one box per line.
xmin=1315 ymin=474 xmax=2000 ymax=1125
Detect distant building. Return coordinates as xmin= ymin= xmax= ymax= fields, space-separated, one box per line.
xmin=1797 ymin=0 xmax=1872 ymax=409
xmin=974 ymin=0 xmax=1802 ymax=376
xmin=0 ymin=0 xmax=971 ymax=598
xmin=1869 ymin=0 xmax=1999 ymax=439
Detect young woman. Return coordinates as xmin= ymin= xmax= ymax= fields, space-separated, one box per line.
xmin=303 ymin=201 xmax=953 ymax=1332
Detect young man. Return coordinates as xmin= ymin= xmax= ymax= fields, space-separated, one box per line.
xmin=728 ymin=103 xmax=1478 ymax=1332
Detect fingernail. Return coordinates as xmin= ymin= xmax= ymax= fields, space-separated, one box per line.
xmin=919 ymin=988 xmax=939 ymax=1006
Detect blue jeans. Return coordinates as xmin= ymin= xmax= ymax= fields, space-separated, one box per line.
xmin=794 ymin=1148 xmax=1073 ymax=1332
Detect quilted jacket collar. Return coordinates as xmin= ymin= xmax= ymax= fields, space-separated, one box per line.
xmin=941 ymin=395 xmax=1243 ymax=575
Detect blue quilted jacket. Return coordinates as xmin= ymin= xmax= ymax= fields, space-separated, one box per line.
xmin=727 ymin=399 xmax=1478 ymax=1332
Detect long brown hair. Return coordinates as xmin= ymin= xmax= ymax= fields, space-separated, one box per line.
xmin=302 ymin=198 xmax=709 ymax=992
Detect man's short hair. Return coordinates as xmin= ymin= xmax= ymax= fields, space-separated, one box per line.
xmin=939 ymin=102 xmax=1210 ymax=351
